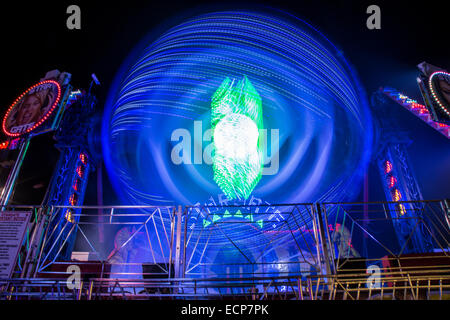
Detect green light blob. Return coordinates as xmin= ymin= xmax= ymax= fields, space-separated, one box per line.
xmin=211 ymin=76 xmax=264 ymax=200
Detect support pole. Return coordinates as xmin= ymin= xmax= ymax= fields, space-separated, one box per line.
xmin=21 ymin=206 xmax=49 ymax=278
xmin=363 ymin=172 xmax=369 ymax=258
xmin=442 ymin=199 xmax=450 ymax=231
xmin=97 ymin=161 xmax=104 ymax=245
xmin=315 ymin=203 xmax=333 ymax=278
xmin=182 ymin=207 xmax=188 ymax=278
xmin=174 ymin=205 xmax=183 ymax=279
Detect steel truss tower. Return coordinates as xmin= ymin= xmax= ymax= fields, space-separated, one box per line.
xmin=371 ymin=91 xmax=434 ymax=253
xmin=41 ymin=91 xmax=97 ymax=261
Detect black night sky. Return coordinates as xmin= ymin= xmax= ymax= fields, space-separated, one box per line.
xmin=0 ymin=0 xmax=448 ymax=205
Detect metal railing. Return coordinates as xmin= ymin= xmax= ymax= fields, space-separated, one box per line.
xmin=0 ymin=200 xmax=448 ymax=300
xmin=2 ymin=271 xmax=449 ymax=300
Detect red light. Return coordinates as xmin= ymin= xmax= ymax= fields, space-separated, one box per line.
xmin=391 ymin=189 xmax=402 ymax=201
xmin=79 ymin=153 xmax=87 ymax=165
xmin=411 ymin=102 xmax=426 ymax=110
xmin=383 ymin=160 xmax=393 ymax=174
xmin=411 ymin=102 xmax=429 ymax=115
xmin=418 ymin=108 xmax=428 ymax=114
xmin=76 ymin=165 xmax=84 ymax=178
xmin=396 ymin=203 xmax=407 ymax=216
xmin=8 ymin=138 xmax=20 ymax=150
xmin=2 ymin=80 xmax=62 ymax=137
xmin=0 ymin=141 xmax=9 ymax=150
xmin=65 ymin=209 xmax=75 ymax=223
xmin=72 ymin=179 xmax=80 ymax=192
xmin=387 ymin=175 xmax=397 ymax=188
xmin=69 ymin=193 xmax=77 ymax=206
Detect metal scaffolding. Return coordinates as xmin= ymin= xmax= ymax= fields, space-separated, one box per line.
xmin=0 ymin=200 xmax=449 ymax=300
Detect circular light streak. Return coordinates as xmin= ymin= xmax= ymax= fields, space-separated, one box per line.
xmin=102 ymin=11 xmax=374 ymax=277
xmin=2 ymin=80 xmax=62 ymax=137
xmin=428 ymin=71 xmax=450 ymax=117
xmin=103 ymin=11 xmax=372 ymax=208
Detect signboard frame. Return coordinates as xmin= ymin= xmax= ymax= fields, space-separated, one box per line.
xmin=0 ymin=210 xmax=32 ymax=279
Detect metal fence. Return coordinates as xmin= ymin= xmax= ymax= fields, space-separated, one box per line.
xmin=0 ymin=200 xmax=449 ymax=300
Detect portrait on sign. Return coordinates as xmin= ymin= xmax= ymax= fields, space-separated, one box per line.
xmin=3 ymin=81 xmax=61 ymax=136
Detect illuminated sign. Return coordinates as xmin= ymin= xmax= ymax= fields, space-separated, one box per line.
xmin=0 ymin=211 xmax=32 ymax=278
xmin=2 ymin=80 xmax=62 ymax=137
xmin=416 ymin=62 xmax=450 ymax=124
xmin=428 ymin=71 xmax=450 ymax=121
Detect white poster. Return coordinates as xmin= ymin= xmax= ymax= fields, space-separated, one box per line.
xmin=0 ymin=211 xmax=31 ymax=279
